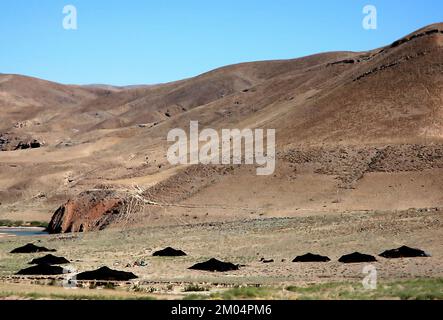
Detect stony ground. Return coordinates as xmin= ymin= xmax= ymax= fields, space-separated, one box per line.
xmin=0 ymin=208 xmax=442 ymax=299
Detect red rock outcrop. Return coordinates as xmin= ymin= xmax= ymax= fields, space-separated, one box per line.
xmin=47 ymin=190 xmax=124 ymax=233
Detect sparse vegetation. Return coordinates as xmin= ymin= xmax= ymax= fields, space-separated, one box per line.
xmin=2 ymin=279 xmax=439 ymax=300
xmin=104 ymin=283 xmax=116 ymax=290
xmin=148 ymin=287 xmax=157 ymax=293
xmin=131 ymin=284 xmax=144 ymax=292
xmin=0 ymin=283 xmax=156 ymax=300
xmin=183 ymin=279 xmax=443 ymax=300
xmin=48 ymin=279 xmax=58 ymax=286
xmin=183 ymin=294 xmax=207 ymax=300
xmin=210 ymin=286 xmax=272 ymax=300
xmin=166 ymin=284 xmax=174 ymax=291
xmin=0 ymin=212 xmax=441 ymax=300
xmin=0 ymin=220 xmax=24 ymax=227
xmin=183 ymin=284 xmax=209 ymax=292
xmin=0 ymin=291 xmax=155 ymax=300
xmin=286 ymin=278 xmax=443 ymax=300
xmin=0 ymin=219 xmax=48 ymax=228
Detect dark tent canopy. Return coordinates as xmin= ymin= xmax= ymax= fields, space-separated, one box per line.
xmin=16 ymin=264 xmax=66 ymax=276
xmin=10 ymin=243 xmax=56 ymax=254
xmin=379 ymin=246 xmax=430 ymax=259
xmin=29 ymin=254 xmax=70 ymax=265
xmin=152 ymin=247 xmax=187 ymax=257
xmin=293 ymin=253 xmax=331 ymax=262
xmin=76 ymin=266 xmax=137 ymax=281
xmin=339 ymin=252 xmax=377 ymax=263
xmin=260 ymin=258 xmax=274 ymax=263
xmin=189 ymin=258 xmax=239 ymax=272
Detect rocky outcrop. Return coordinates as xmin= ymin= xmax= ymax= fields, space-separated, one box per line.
xmin=47 ymin=190 xmax=124 ymax=233
xmin=327 ymin=59 xmax=356 ymax=66
xmin=14 ymin=139 xmax=44 ymax=150
xmin=0 ymin=133 xmax=44 ymax=151
xmin=0 ymin=135 xmax=8 ymax=150
xmin=390 ymin=28 xmax=443 ymax=48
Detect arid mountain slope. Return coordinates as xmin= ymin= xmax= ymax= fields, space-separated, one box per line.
xmin=0 ymin=23 xmax=442 ymax=232
xmin=277 ymin=25 xmax=443 ymax=145
xmin=0 ymin=74 xmax=105 ymax=130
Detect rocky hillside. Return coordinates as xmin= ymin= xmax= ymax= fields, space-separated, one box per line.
xmin=0 ymin=23 xmax=442 ymax=232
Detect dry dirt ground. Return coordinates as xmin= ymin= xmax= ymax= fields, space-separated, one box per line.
xmin=0 ymin=208 xmax=442 ymax=299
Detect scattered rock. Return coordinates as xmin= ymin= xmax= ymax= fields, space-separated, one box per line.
xmin=76 ymin=266 xmax=138 ymax=281
xmin=153 ymin=247 xmax=187 ymax=257
xmin=10 ymin=243 xmax=56 ymax=254
xmin=379 ymin=246 xmax=431 ymax=259
xmin=391 ymin=28 xmax=441 ymax=48
xmin=1 ymin=134 xmax=44 ymax=151
xmin=284 ymin=144 xmax=443 ymax=189
xmin=133 ymin=260 xmax=147 ymax=267
xmin=29 ymin=254 xmax=70 ymax=265
xmin=16 ymin=264 xmax=66 ymax=275
xmin=328 ymin=59 xmax=356 ymax=66
xmin=127 ymin=260 xmax=148 ymax=267
xmin=338 ymin=252 xmax=377 ymax=263
xmin=14 ymin=139 xmax=44 ymax=150
xmin=292 ymin=253 xmax=331 ymax=262
xmin=33 ymin=192 xmax=46 ymax=199
xmin=189 ymin=258 xmax=239 ymax=272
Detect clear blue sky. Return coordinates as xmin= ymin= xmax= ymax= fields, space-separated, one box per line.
xmin=0 ymin=0 xmax=441 ymax=85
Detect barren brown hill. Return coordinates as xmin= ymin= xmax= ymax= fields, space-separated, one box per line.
xmin=0 ymin=23 xmax=442 ymax=232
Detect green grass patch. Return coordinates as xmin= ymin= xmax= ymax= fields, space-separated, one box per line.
xmin=0 ymin=290 xmax=156 ymax=300
xmin=103 ymin=283 xmax=116 ymax=290
xmin=285 ymin=278 xmax=443 ymax=300
xmin=210 ymin=286 xmax=272 ymax=300
xmin=183 ymin=294 xmax=208 ymax=300
xmin=0 ymin=219 xmax=48 ymax=228
xmin=183 ymin=284 xmax=209 ymax=292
